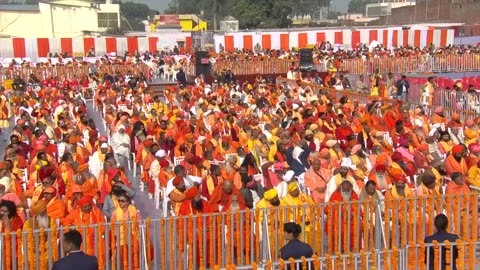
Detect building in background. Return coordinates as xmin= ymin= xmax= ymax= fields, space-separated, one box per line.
xmin=148 ymin=14 xmax=207 ymax=32
xmin=0 ymin=0 xmax=120 ymax=38
xmin=377 ymin=0 xmax=480 ymax=25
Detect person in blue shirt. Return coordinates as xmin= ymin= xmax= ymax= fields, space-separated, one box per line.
xmin=280 ymin=222 xmax=314 ymax=269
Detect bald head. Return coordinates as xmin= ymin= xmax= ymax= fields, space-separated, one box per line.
xmin=222 ymin=180 xmax=234 ymax=194
xmin=340 ymin=180 xmax=353 ymax=192
xmin=312 ymin=158 xmax=321 ymax=170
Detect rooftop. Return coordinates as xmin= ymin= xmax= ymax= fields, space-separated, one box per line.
xmin=0 ymin=5 xmax=40 ymax=12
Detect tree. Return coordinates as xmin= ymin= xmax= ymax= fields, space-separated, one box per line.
xmin=231 ymin=0 xmax=265 ymax=29
xmin=120 ymin=1 xmax=158 ymax=31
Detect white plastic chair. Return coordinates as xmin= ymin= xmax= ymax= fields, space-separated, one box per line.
xmin=131 ymin=153 xmax=137 ymax=176
xmin=20 ymin=168 xmax=28 ymax=191
xmin=153 ymin=184 xmax=164 ymax=209
xmin=139 ymin=165 xmax=145 ymax=192
xmin=174 ymin=156 xmax=185 ymax=166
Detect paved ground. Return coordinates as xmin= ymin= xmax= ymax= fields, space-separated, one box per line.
xmin=85 ymin=99 xmax=162 ymax=221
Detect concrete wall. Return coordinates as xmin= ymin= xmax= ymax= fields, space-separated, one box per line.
xmin=0 ymin=2 xmax=120 ymax=38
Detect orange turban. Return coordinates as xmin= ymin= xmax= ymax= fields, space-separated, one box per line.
xmin=172 ymin=176 xmax=184 ymax=186
xmin=452 ymin=145 xmax=464 ymax=154
xmin=77 ymin=196 xmax=94 ymax=207
xmin=184 ymin=187 xmax=199 ymax=200
xmin=143 ymin=139 xmax=154 ymax=148
xmin=69 ymin=136 xmax=78 ymax=144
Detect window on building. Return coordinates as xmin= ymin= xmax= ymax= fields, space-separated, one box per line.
xmin=98 ymin=13 xmax=119 ymax=28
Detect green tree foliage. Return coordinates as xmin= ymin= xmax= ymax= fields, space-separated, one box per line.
xmin=348 ymin=0 xmax=375 ymax=14
xmin=164 ymin=0 xmax=328 ymax=29
xmin=120 ymin=1 xmax=158 ymax=31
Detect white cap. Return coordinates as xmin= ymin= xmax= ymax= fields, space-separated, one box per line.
xmin=282 ymin=170 xmax=295 ymax=182
xmin=0 ymin=177 xmax=11 ymax=192
xmin=117 ymin=124 xmax=125 ymax=130
xmin=155 ymin=149 xmax=166 ymax=158
xmin=197 ymin=136 xmax=206 ymax=143
xmin=100 ymin=143 xmax=108 ymax=148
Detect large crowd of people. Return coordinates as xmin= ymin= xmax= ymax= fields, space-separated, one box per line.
xmin=0 ymin=43 xmax=479 ymax=268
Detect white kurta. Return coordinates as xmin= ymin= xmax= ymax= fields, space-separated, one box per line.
xmin=110 ymin=132 xmax=130 ymax=157
xmin=88 ymin=151 xmax=104 ymax=179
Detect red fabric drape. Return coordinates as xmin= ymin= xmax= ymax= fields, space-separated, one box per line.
xmin=262 ymin=35 xmax=271 ymax=50
xmin=37 ymin=38 xmax=50 ymax=57
xmin=369 ymin=30 xmax=378 ymax=43
xmin=280 ymin=34 xmax=289 ymax=51
xmin=148 ymin=37 xmax=158 ymax=52
xmin=316 ymin=32 xmax=325 ymax=44
xmin=426 ymin=30 xmax=434 ymax=47
xmin=105 ymin=37 xmax=117 ymax=54
xmin=440 ymin=29 xmax=448 ymax=47
xmin=414 ymin=30 xmax=421 ymax=47
xmin=243 ymin=35 xmax=253 ymax=51
xmin=351 ymin=31 xmax=360 ymax=47
xmin=127 ymin=37 xmax=139 ymax=54
xmin=60 ymin=38 xmax=73 ymax=56
xmin=402 ymin=30 xmax=409 ymax=47
xmin=298 ymin=33 xmax=308 ymax=48
xmin=224 ymin=35 xmax=234 ymax=52
xmin=392 ymin=30 xmax=399 ymax=47
xmin=12 ymin=38 xmax=26 ymax=58
xmin=334 ymin=31 xmax=343 ymax=44
xmin=383 ymin=30 xmax=389 ymax=47
xmin=83 ymin=37 xmax=95 ymax=55
xmin=185 ymin=37 xmax=191 ymax=52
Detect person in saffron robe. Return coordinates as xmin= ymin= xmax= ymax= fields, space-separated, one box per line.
xmin=178 ymin=187 xmax=212 ymax=267
xmin=41 ymin=186 xmax=66 ymax=220
xmin=61 ymin=196 xmax=106 ymax=256
xmin=109 ymin=193 xmax=142 ymax=259
xmin=304 ymin=157 xmax=329 ymax=203
xmin=168 ymin=176 xmax=189 ymax=216
xmin=0 ymin=200 xmax=23 ymax=232
xmin=23 ymin=199 xmax=52 ymax=269
xmin=445 ymin=145 xmax=468 ymax=177
xmin=209 ymin=180 xmax=246 ymax=212
xmin=446 ymin=172 xmax=471 ymax=196
xmin=468 ymin=160 xmax=480 ymax=191
xmin=201 ymin=165 xmax=223 ymax=200
xmin=327 ymin=180 xmax=361 ymax=252
xmin=325 ymin=158 xmax=360 ymax=202
xmin=67 ymin=164 xmax=99 ymax=201
xmin=281 ymin=181 xmax=315 ymax=244
xmin=384 ymin=173 xmax=414 ymax=199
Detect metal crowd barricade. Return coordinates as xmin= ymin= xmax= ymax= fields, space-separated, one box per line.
xmin=1 ymin=194 xmax=478 ymax=270
xmin=0 ymin=64 xmax=151 ymax=88
xmin=433 ymin=89 xmax=480 ymax=120
xmin=340 ymin=54 xmax=480 ymax=75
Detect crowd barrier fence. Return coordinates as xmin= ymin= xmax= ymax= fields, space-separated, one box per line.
xmin=279 ymin=77 xmax=480 ymax=121
xmin=1 ymin=194 xmax=479 ymax=270
xmin=0 ymin=63 xmax=151 ymax=86
xmin=187 ymin=54 xmax=480 ymax=76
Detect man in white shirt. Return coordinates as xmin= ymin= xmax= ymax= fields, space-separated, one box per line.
xmin=88 ymin=143 xmax=109 ymax=179
xmin=110 ymin=125 xmax=130 ymax=169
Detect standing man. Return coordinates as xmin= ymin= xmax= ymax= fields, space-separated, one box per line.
xmin=52 ymin=230 xmax=98 ymax=270
xmin=396 ymin=75 xmax=410 ymax=101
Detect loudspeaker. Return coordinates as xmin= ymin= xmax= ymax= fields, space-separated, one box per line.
xmin=195 ymin=51 xmax=211 ymax=76
xmin=299 ymin=48 xmax=313 ymax=70
xmin=195 ymin=51 xmax=209 ymax=65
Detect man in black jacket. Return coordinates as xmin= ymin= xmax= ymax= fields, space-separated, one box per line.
xmin=424 ymin=214 xmax=459 ymax=270
xmin=52 ymin=230 xmax=98 ymax=270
